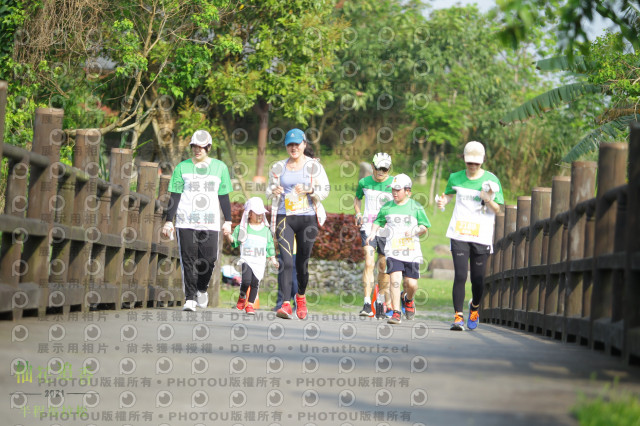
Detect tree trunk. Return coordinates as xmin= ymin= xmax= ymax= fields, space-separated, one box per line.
xmin=146 ymin=89 xmax=180 ymax=169
xmin=129 ymin=105 xmax=143 ymax=151
xmin=433 ymin=145 xmax=445 ymax=215
xmin=310 ymin=115 xmax=328 ymax=159
xmin=221 ymin=122 xmax=249 ymax=200
xmin=429 ymin=143 xmax=445 ymax=212
xmin=418 ymin=138 xmax=432 ymax=185
xmin=254 ymin=99 xmax=269 ymax=182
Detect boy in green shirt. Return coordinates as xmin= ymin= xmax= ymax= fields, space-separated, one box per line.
xmin=366 ymin=174 xmax=431 ymax=324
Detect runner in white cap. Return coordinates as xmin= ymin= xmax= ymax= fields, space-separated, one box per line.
xmin=162 ymin=130 xmax=233 ymax=311
xmin=436 ymin=141 xmax=504 ymax=330
xmin=354 ymin=152 xmax=394 ymax=318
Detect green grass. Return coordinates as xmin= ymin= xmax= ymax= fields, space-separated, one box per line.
xmin=218 ymin=276 xmax=470 ymax=321
xmin=573 ymin=385 xmax=640 ymax=426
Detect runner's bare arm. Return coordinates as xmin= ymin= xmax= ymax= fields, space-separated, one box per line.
xmin=365 ymin=224 xmax=380 ymax=245
xmin=480 ymin=190 xmax=501 ymax=214
xmin=354 ymin=198 xmax=363 ymax=226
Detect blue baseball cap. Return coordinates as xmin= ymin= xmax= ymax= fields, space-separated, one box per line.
xmin=285 ymin=128 xmax=306 ymax=146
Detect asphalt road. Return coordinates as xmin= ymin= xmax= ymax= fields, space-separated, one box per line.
xmin=3 ymin=307 xmax=640 ymax=426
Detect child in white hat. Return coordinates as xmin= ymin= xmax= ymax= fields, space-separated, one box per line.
xmin=366 ymin=174 xmax=431 ymax=325
xmin=224 ymin=197 xmax=279 ymax=315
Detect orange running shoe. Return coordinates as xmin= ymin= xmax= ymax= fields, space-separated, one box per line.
xmin=450 ymin=312 xmax=465 ymax=331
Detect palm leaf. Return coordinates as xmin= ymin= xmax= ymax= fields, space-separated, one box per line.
xmin=499 ymin=82 xmax=601 ymax=125
xmin=562 ymin=114 xmax=640 ymax=162
xmin=535 ymin=55 xmax=589 ymax=73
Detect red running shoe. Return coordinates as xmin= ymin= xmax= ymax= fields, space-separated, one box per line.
xmin=276 ymin=302 xmax=293 ymax=319
xmin=295 ymin=294 xmax=307 ymax=320
xmin=236 ymin=296 xmax=246 ymax=311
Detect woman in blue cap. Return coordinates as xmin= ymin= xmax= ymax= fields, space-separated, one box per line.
xmin=266 ymin=128 xmax=330 ymax=320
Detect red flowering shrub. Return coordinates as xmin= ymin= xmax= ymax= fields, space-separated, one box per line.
xmin=222 ymin=203 xmax=363 ymax=262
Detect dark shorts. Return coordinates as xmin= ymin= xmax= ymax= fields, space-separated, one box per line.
xmin=450 ymin=239 xmax=492 ymax=255
xmin=360 ymin=230 xmax=386 ymax=256
xmin=386 ymin=257 xmax=420 ymax=279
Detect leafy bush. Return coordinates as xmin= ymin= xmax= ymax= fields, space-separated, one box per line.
xmin=222 ymin=203 xmax=363 ymax=262
xmin=573 ymin=387 xmax=640 ymax=426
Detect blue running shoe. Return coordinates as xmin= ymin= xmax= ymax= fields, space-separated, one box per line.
xmin=467 ymin=299 xmax=479 ymax=330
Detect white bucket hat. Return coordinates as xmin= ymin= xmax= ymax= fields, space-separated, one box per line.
xmin=237 ymin=197 xmax=269 ymax=242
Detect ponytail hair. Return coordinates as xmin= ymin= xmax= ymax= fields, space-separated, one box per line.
xmin=303 ymin=144 xmax=315 ymax=158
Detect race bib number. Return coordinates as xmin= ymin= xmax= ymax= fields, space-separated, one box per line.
xmin=241 ymin=239 xmax=263 ymax=258
xmin=391 ymin=237 xmax=415 ymax=251
xmin=455 ymin=220 xmax=480 ymax=237
xmin=285 ymin=193 xmax=309 ymax=214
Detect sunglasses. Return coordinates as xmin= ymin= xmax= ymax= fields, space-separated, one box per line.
xmin=465 ymin=162 xmax=481 ymax=166
xmin=374 ymin=167 xmax=389 ymax=172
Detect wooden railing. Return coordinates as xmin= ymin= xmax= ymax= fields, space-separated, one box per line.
xmin=482 ymin=124 xmax=640 ymax=364
xmin=0 ymin=81 xmax=189 ymax=320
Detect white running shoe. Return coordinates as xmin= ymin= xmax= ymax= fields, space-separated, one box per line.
xmin=196 ymin=291 xmax=209 ymax=308
xmin=183 ymin=300 xmax=197 ymax=311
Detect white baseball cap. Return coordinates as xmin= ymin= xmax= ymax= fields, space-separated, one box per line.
xmin=372 ymin=152 xmax=392 ymax=169
xmin=464 ymin=141 xmax=485 ymax=164
xmin=190 ymin=130 xmax=213 ymax=148
xmin=387 ymin=173 xmax=412 ymax=189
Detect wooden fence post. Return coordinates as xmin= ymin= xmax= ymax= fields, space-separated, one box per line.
xmin=488 ymin=212 xmax=505 ymax=323
xmin=0 ymin=148 xmax=31 ymax=319
xmin=87 ymin=179 xmax=112 ymax=308
xmin=49 ymin=159 xmax=78 ymax=315
xmin=512 ymin=196 xmax=531 ymax=329
xmin=147 ymin=185 xmax=164 ymax=307
xmin=564 ymin=161 xmax=597 ymax=343
xmin=69 ymin=129 xmax=101 ymax=310
xmin=104 ymin=148 xmax=133 ymax=309
xmin=133 ymin=162 xmax=159 ymax=307
xmin=624 ymin=123 xmax=640 ymax=363
xmin=500 ymin=205 xmax=517 ymax=326
xmin=544 ymin=176 xmax=571 ymax=338
xmin=153 ymin=175 xmax=179 ymax=306
xmin=590 ymin=143 xmax=628 ymax=354
xmin=527 ymin=187 xmax=551 ymax=333
xmin=23 ymin=108 xmax=64 ymax=316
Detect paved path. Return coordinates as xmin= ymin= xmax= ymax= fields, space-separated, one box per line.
xmin=2 ymin=307 xmax=640 ymax=426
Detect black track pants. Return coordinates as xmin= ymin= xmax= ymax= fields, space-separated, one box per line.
xmin=177 ymin=228 xmax=219 ymax=301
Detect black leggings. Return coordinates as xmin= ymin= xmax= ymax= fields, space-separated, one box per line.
xmin=240 ymin=262 xmax=260 ymax=303
xmin=275 ymin=214 xmax=318 ymax=300
xmin=451 ymin=239 xmax=489 ymax=313
xmin=177 ymin=228 xmax=218 ymax=301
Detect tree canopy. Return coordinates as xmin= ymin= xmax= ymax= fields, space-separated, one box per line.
xmin=1 ymin=0 xmax=631 ymax=194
